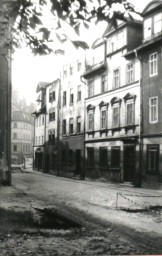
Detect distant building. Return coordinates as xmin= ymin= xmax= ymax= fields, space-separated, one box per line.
xmin=11 ymin=110 xmax=34 ymax=163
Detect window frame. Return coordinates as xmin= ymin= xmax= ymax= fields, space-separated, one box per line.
xmin=99 ymin=147 xmax=108 ymax=169
xmin=88 ymin=79 xmax=94 ymax=97
xmin=77 ymin=116 xmax=81 ymax=133
xmin=126 ymin=100 xmax=135 ymax=126
xmin=147 ymin=144 xmax=159 ymax=173
xmin=88 ymin=110 xmax=94 ymax=131
xmin=69 ymin=88 xmax=74 ymax=105
xmin=149 ymin=97 xmax=158 ymax=124
xmin=126 ymin=62 xmax=134 ymax=84
xmin=62 ymin=119 xmax=66 ymax=135
xmin=113 ymin=68 xmax=120 ymax=89
xmin=69 ymin=118 xmax=74 ymax=134
xmin=112 ymin=103 xmax=120 ymax=128
xmin=101 ymin=73 xmax=107 ymax=93
xmin=63 ymin=91 xmax=67 ymax=106
xmin=149 ymin=52 xmax=158 ymax=77
xmin=100 ymin=107 xmax=107 ymax=130
xmin=77 ymin=85 xmax=81 ymax=101
xmin=49 ymin=108 xmax=55 ymax=122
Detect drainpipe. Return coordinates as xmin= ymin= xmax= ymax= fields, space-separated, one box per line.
xmin=134 ymin=49 xmax=143 ymax=187
xmin=57 ymin=78 xmax=61 ymax=176
xmin=31 ymin=113 xmax=35 ymax=170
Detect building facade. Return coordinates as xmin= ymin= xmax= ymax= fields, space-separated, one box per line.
xmin=59 ymin=50 xmax=86 ymax=178
xmin=138 ymin=0 xmax=162 ymax=189
xmin=11 ymin=111 xmax=34 ymax=163
xmin=83 ymin=20 xmax=142 ymax=186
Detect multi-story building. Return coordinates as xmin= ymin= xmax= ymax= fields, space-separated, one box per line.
xmin=11 ymin=110 xmax=34 ymax=163
xmin=126 ymin=0 xmax=162 ymax=189
xmin=83 ymin=19 xmax=142 ymax=185
xmin=33 ymin=79 xmax=60 ymax=173
xmin=59 ymin=48 xmax=86 ymax=177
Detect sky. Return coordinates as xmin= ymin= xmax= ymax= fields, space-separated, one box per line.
xmin=12 ymin=0 xmax=151 ymax=105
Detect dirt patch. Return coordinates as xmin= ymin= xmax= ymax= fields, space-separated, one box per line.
xmin=0 ymin=207 xmax=162 ymax=256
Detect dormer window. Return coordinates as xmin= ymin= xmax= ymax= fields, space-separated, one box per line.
xmin=144 ymin=12 xmax=162 ymax=40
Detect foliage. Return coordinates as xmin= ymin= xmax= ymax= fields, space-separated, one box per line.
xmin=0 ymin=0 xmax=140 ymax=55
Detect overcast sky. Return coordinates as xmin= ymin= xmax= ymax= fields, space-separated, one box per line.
xmin=12 ymin=0 xmax=151 ymax=105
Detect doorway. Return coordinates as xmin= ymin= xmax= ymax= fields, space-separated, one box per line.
xmin=76 ymin=150 xmax=81 ymax=174
xmin=123 ymin=145 xmax=135 ymax=182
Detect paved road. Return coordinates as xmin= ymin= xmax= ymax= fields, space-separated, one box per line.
xmin=10 ymin=171 xmax=162 ymax=237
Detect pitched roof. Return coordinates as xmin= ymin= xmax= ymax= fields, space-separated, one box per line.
xmin=12 ymin=111 xmax=34 ymax=124
xmin=36 ymin=81 xmax=49 ymax=93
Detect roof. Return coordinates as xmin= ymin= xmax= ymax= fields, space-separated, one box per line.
xmin=36 ymin=82 xmax=49 ymax=93
xmin=142 ymin=0 xmax=162 ymax=17
xmin=12 ymin=111 xmax=34 ymax=124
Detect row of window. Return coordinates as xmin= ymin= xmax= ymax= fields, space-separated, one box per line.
xmin=35 ymin=115 xmax=45 ymax=126
xmin=13 ymin=133 xmax=31 ymax=140
xmin=35 ymin=130 xmax=55 ymax=146
xmin=13 ymin=144 xmax=31 ymax=153
xmin=62 ymin=117 xmax=81 ymax=135
xmin=87 ymin=144 xmax=159 ymax=172
xmin=13 ymin=122 xmax=32 ymax=130
xmin=87 ymin=96 xmax=158 ymax=131
xmin=63 ymin=60 xmax=82 ymax=79
xmin=63 ymin=85 xmax=81 ymax=106
xmin=88 ymin=52 xmax=158 ymax=98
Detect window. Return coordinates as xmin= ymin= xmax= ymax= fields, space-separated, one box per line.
xmin=99 ymin=147 xmax=108 ymax=169
xmin=154 ymin=13 xmax=162 ymax=35
xmin=14 ymin=122 xmax=17 ymax=128
xmin=147 ymin=145 xmax=159 ymax=172
xmin=13 ymin=133 xmax=17 ymax=139
xmin=87 ymin=148 xmax=94 ymax=167
xmin=13 ymin=145 xmax=17 ymax=152
xmin=35 ymin=137 xmax=37 ymax=146
xmin=70 ymin=88 xmax=74 ymax=105
xmin=63 ymin=91 xmax=66 ymax=106
xmin=112 ymin=104 xmax=120 ymax=128
xmin=149 ymin=97 xmax=158 ymax=123
xmin=35 ymin=118 xmax=38 ymax=127
xmin=144 ymin=17 xmax=152 ymax=39
xmin=70 ymin=65 xmax=73 ymax=75
xmin=42 ymin=116 xmax=45 ymax=125
xmin=113 ymin=69 xmax=120 ymax=88
xmin=88 ymin=111 xmax=94 ymax=131
xmin=39 ymin=136 xmax=41 ymax=145
xmin=42 ymin=135 xmax=44 ymax=145
xmin=126 ymin=63 xmax=134 ymax=84
xmin=62 ymin=119 xmax=66 ymax=135
xmin=149 ymin=53 xmax=158 ymax=76
xmin=63 ymin=66 xmax=67 ymax=78
xmin=49 ymin=108 xmax=55 ymax=122
xmin=39 ymin=116 xmax=41 ymax=126
xmin=48 ymin=130 xmax=55 ymax=143
xmin=101 ymin=108 xmax=107 ymax=129
xmin=77 ymin=61 xmax=82 ymax=71
xmin=77 ymin=116 xmax=81 ymax=133
xmin=69 ymin=118 xmax=74 ymax=134
xmin=88 ymin=80 xmax=94 ymax=97
xmin=62 ymin=150 xmax=66 ymax=163
xmin=77 ymin=85 xmax=81 ymax=101
xmin=49 ymin=90 xmax=55 ymax=102
xmin=69 ymin=149 xmax=73 ymax=165
xmin=111 ymin=147 xmax=120 ymax=168
xmin=126 ymin=101 xmax=134 ymax=125
xmin=144 ymin=13 xmax=162 ymax=40
xmin=101 ymin=74 xmax=107 ymax=93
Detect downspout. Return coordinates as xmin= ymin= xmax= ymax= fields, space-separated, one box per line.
xmin=57 ymin=78 xmax=61 ymax=176
xmin=31 ymin=113 xmax=35 ymax=170
xmin=134 ymin=49 xmax=143 ymax=187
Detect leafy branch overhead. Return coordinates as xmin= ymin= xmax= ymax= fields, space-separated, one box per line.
xmin=0 ymin=0 xmax=140 ymax=55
